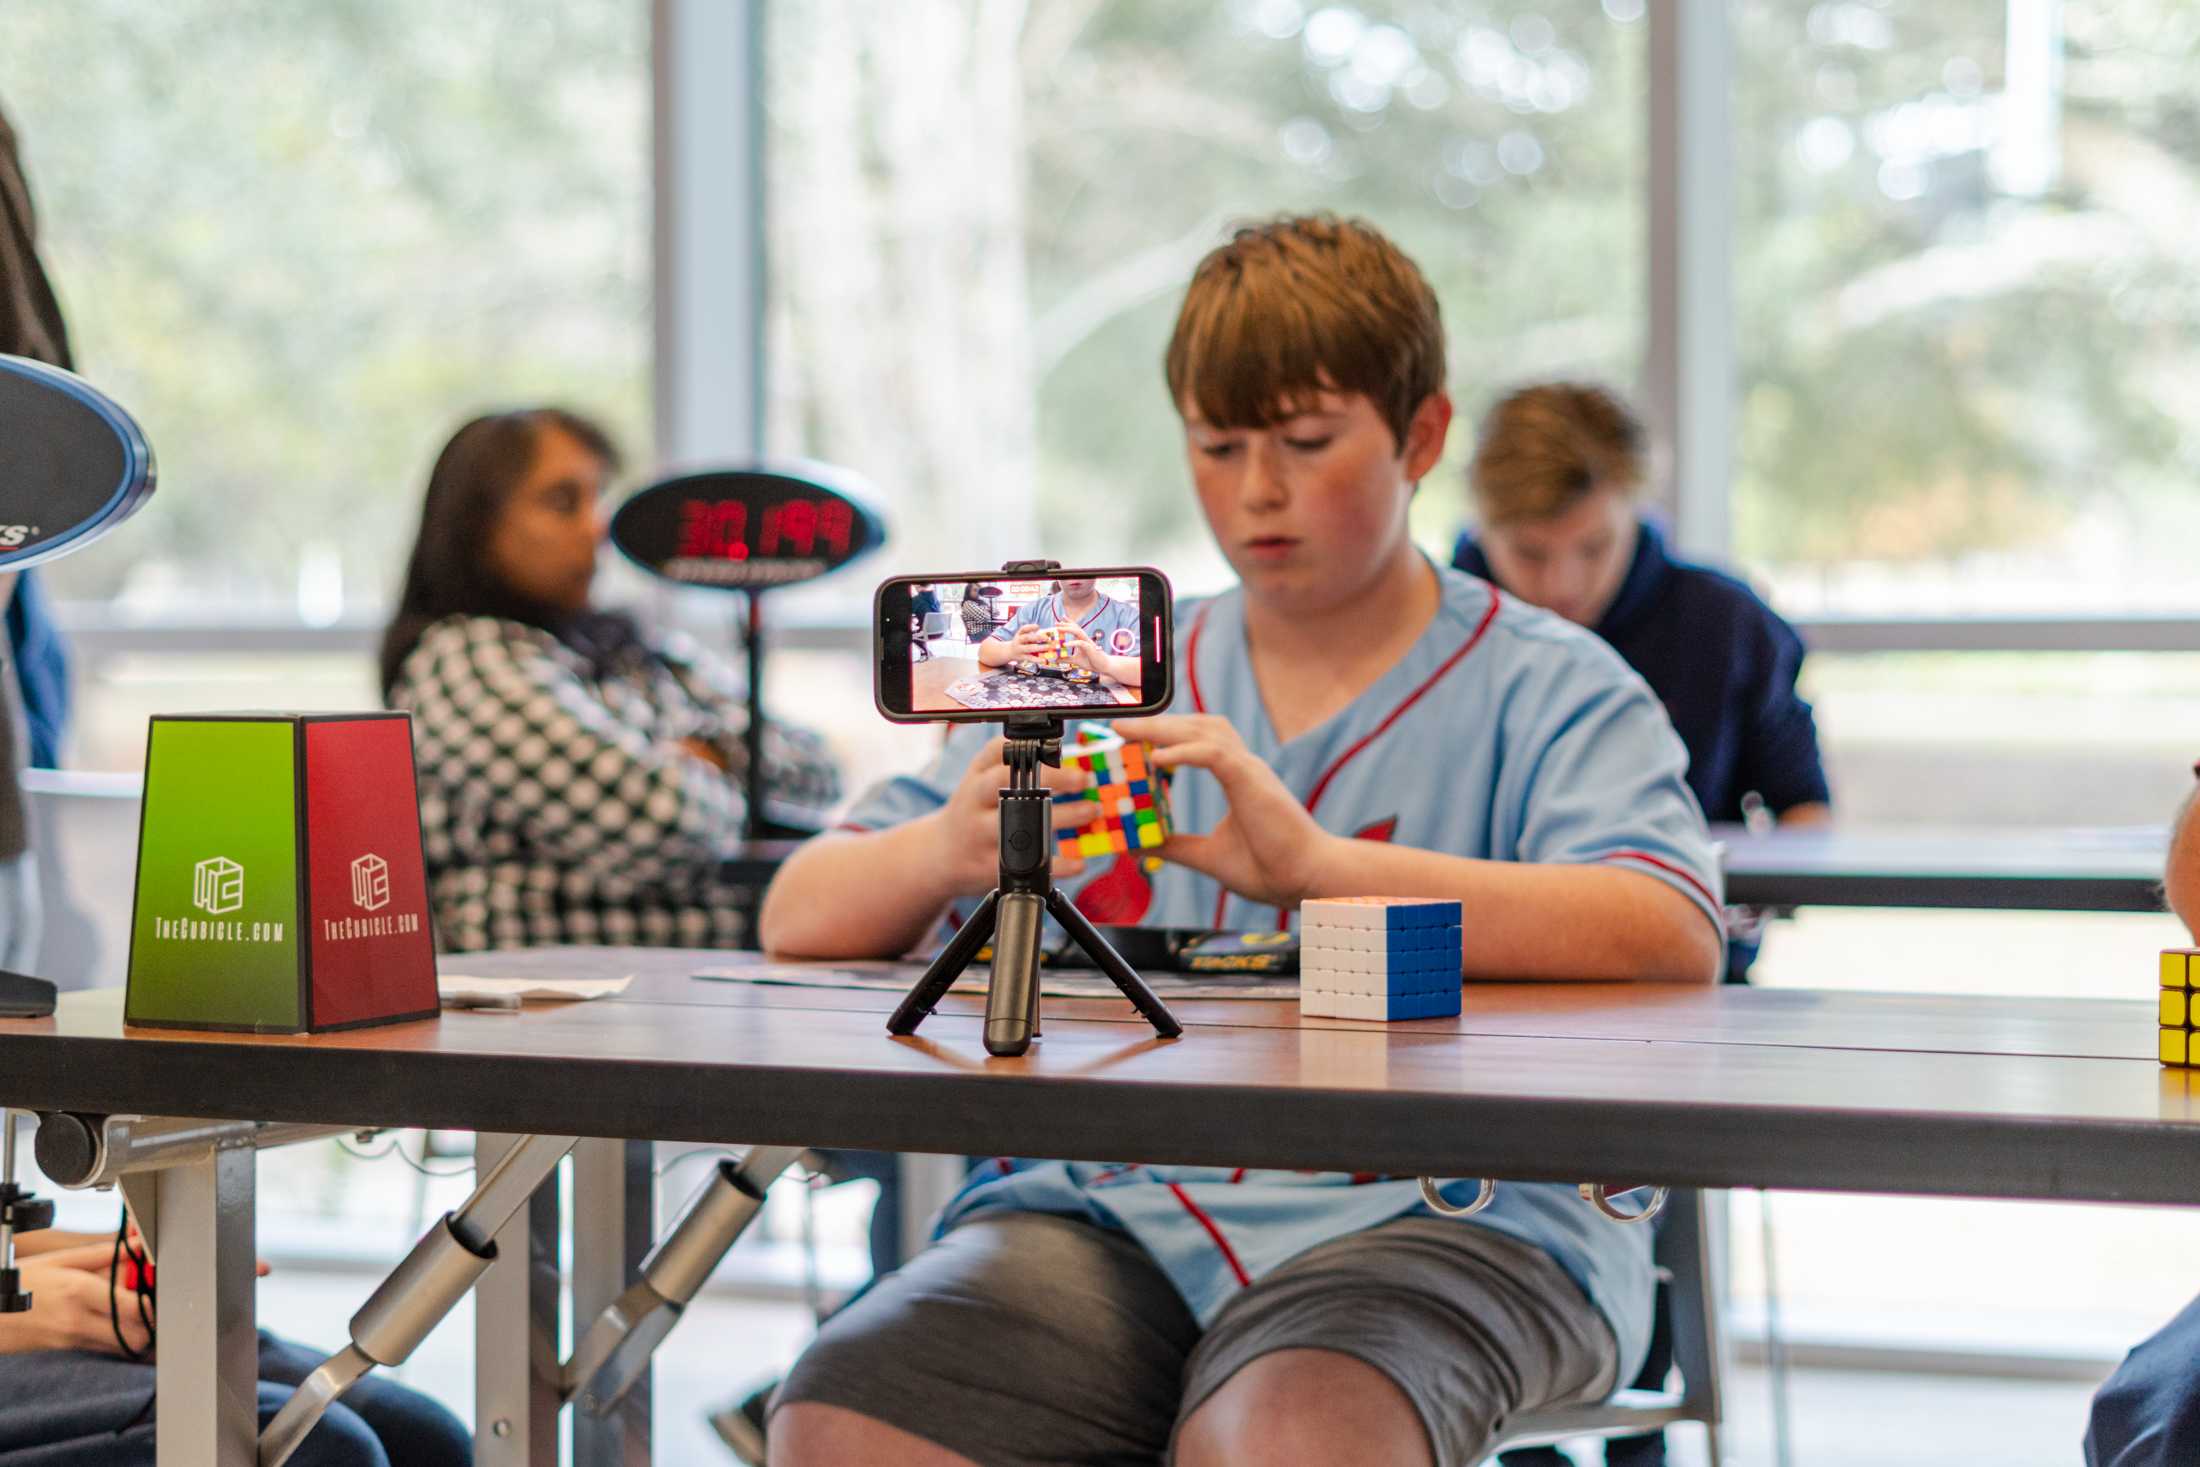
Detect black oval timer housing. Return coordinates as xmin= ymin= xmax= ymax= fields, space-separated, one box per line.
xmin=608 ymin=462 xmax=884 ymax=592
xmin=0 ymin=354 xmax=156 ymax=570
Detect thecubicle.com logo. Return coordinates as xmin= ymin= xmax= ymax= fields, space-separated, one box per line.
xmin=192 ymin=856 xmax=244 ymax=916
xmin=350 ymin=853 xmax=390 ymax=912
xmin=152 ymin=856 xmax=284 ymax=944
xmin=321 ymin=850 xmax=421 ymax=944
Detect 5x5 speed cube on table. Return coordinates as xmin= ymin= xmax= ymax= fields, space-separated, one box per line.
xmin=1299 ymin=897 xmax=1464 ymax=1021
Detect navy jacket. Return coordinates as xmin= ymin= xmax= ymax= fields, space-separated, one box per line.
xmin=1452 ymin=519 xmax=1828 ymax=824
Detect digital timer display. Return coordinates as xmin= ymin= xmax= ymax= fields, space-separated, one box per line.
xmin=675 ymin=495 xmax=858 ymax=562
xmin=610 ymin=465 xmax=884 ymax=591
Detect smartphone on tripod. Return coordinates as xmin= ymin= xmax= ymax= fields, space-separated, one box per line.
xmin=869 ymin=562 xmax=1181 ymax=1056
xmin=873 ymin=567 xmax=1173 ymax=724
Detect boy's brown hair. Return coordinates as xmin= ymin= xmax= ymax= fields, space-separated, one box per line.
xmin=1470 ymin=382 xmax=1648 ymax=526
xmin=1164 ymin=214 xmax=1444 ymax=451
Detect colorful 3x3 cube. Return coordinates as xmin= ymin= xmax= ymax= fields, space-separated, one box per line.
xmin=1053 ymin=727 xmax=1172 ymax=859
xmin=2160 ymin=948 xmax=2200 ymax=1065
xmin=1298 ymin=897 xmax=1464 ymax=1021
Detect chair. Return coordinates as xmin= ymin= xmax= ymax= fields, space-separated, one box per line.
xmin=1489 ymin=1188 xmax=1726 ymax=1465
xmin=912 ymin=609 xmax=954 ymax=660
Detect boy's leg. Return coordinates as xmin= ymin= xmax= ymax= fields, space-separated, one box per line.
xmin=771 ymin=1210 xmax=1200 ymax=1467
xmin=1172 ymin=1218 xmax=1621 ymax=1467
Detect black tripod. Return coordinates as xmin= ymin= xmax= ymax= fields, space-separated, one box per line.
xmin=888 ymin=716 xmax=1182 ymax=1057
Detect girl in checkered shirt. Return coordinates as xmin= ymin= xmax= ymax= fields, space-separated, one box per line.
xmin=379 ymin=408 xmax=840 ymax=952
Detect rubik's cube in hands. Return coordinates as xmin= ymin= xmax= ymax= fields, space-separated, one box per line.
xmin=1298 ymin=897 xmax=1464 ymax=1021
xmin=1053 ymin=727 xmax=1171 ymax=859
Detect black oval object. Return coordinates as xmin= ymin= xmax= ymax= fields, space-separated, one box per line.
xmin=0 ymin=354 xmax=156 ymax=570
xmin=609 ymin=461 xmax=885 ymax=592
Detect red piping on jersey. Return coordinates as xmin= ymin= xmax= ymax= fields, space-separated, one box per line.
xmin=1192 ymin=587 xmax=1506 ymax=929
xmin=1597 ymin=849 xmax=1722 ymax=918
xmin=1301 ymin=584 xmax=1502 ymax=818
xmin=1166 ymin=1181 xmax=1251 ymax=1288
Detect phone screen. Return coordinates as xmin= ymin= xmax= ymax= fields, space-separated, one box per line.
xmin=876 ymin=567 xmax=1173 ymax=722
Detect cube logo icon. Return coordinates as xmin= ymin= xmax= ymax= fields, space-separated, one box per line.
xmin=192 ymin=857 xmax=245 ymax=916
xmin=350 ymin=853 xmax=390 ymax=912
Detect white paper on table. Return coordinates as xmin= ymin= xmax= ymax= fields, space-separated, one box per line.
xmin=436 ymin=974 xmax=634 ymax=1003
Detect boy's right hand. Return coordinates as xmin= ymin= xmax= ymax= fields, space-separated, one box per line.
xmin=1009 ymin=625 xmax=1056 ymax=657
xmin=934 ymin=737 xmax=1095 ymax=895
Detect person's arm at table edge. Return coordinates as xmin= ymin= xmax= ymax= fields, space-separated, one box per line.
xmin=2168 ymin=785 xmax=2200 ymax=938
xmin=759 ymin=817 xmax=959 ymax=960
xmin=1776 ymin=801 xmax=1831 ymax=828
xmin=1304 ymin=838 xmax=1722 ymax=983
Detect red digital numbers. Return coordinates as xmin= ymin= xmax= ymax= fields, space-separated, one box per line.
xmin=679 ymin=494 xmax=858 ymax=562
xmin=677 ymin=500 xmax=749 ymax=560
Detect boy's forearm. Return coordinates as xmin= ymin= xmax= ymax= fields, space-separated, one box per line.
xmin=1306 ymin=838 xmax=1721 ymax=982
xmin=976 ymin=638 xmax=1015 ymax=667
xmin=759 ymin=818 xmax=960 ymax=959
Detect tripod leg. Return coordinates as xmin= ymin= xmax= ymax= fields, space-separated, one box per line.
xmin=1047 ymin=889 xmax=1183 ymax=1039
xmin=887 ymin=891 xmax=1000 ymax=1036
xmin=984 ymin=892 xmax=1046 ymax=1057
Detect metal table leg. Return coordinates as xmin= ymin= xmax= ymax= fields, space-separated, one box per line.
xmin=571 ymin=1139 xmax=654 ymax=1467
xmin=473 ymin=1134 xmax=563 ymax=1467
xmin=156 ymin=1144 xmax=258 ymax=1467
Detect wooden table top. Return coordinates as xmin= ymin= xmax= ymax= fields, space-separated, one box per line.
xmin=1715 ymin=823 xmax=2168 ymax=912
xmin=4 ymin=947 xmax=2195 ymax=1207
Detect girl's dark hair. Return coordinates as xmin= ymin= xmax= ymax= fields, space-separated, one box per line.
xmin=378 ymin=407 xmax=631 ymax=697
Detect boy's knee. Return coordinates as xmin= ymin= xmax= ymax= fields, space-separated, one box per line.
xmin=1174 ymin=1349 xmax=1434 ymax=1467
xmin=770 ymin=1402 xmax=977 ymax=1467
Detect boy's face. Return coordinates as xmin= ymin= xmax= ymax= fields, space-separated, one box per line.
xmin=1478 ymin=484 xmax=1639 ymax=628
xmin=1181 ymin=389 xmax=1449 ymax=612
xmin=1060 ymin=578 xmax=1096 ymax=599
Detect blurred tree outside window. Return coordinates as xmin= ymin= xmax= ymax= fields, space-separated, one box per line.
xmin=1 ymin=1 xmax=651 ymax=623
xmin=1736 ymin=0 xmax=2200 ymax=616
xmin=764 ymin=0 xmax=1647 ymax=592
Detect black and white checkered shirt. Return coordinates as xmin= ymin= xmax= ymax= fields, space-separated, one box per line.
xmin=390 ymin=615 xmax=838 ymax=953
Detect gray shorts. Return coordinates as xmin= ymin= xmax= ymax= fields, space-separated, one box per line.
xmin=775 ymin=1211 xmax=1618 ymax=1467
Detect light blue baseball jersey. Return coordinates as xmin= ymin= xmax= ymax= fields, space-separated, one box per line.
xmin=988 ymin=588 xmax=1143 ymax=660
xmin=841 ymin=564 xmax=1722 ymax=1380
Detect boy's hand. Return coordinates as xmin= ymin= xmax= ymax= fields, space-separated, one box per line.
xmin=1053 ymin=623 xmax=1102 ymax=670
xmin=1009 ymin=626 xmax=1055 ymax=657
xmin=934 ymin=737 xmax=1095 ymax=896
xmin=1114 ymin=715 xmax=1340 ymax=909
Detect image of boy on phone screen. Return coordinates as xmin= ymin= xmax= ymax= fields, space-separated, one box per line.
xmin=760 ymin=214 xmax=1719 ymax=1467
xmin=977 ymin=576 xmax=1142 ymax=691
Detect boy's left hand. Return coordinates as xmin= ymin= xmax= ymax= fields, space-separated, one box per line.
xmin=1113 ymin=714 xmax=1338 ymax=909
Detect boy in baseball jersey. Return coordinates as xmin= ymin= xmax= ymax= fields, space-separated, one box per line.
xmin=977 ymin=576 xmax=1144 ymax=688
xmin=760 ymin=215 xmax=1722 ymax=1467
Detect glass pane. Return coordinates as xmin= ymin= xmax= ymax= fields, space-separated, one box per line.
xmin=2 ymin=2 xmax=650 ymax=621
xmin=764 ymin=1 xmax=1646 ymax=597
xmin=1734 ymin=0 xmax=2200 ymax=615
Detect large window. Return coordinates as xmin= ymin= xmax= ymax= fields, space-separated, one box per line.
xmin=764 ymin=1 xmax=1648 ymax=591
xmin=1734 ymin=0 xmax=2200 ymax=617
xmin=3 ymin=2 xmax=650 ymax=623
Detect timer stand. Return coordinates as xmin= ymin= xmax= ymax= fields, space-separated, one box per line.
xmin=607 ymin=464 xmax=886 ymax=839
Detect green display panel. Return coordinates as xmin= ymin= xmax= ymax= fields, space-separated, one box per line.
xmin=125 ymin=719 xmax=302 ymax=1031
